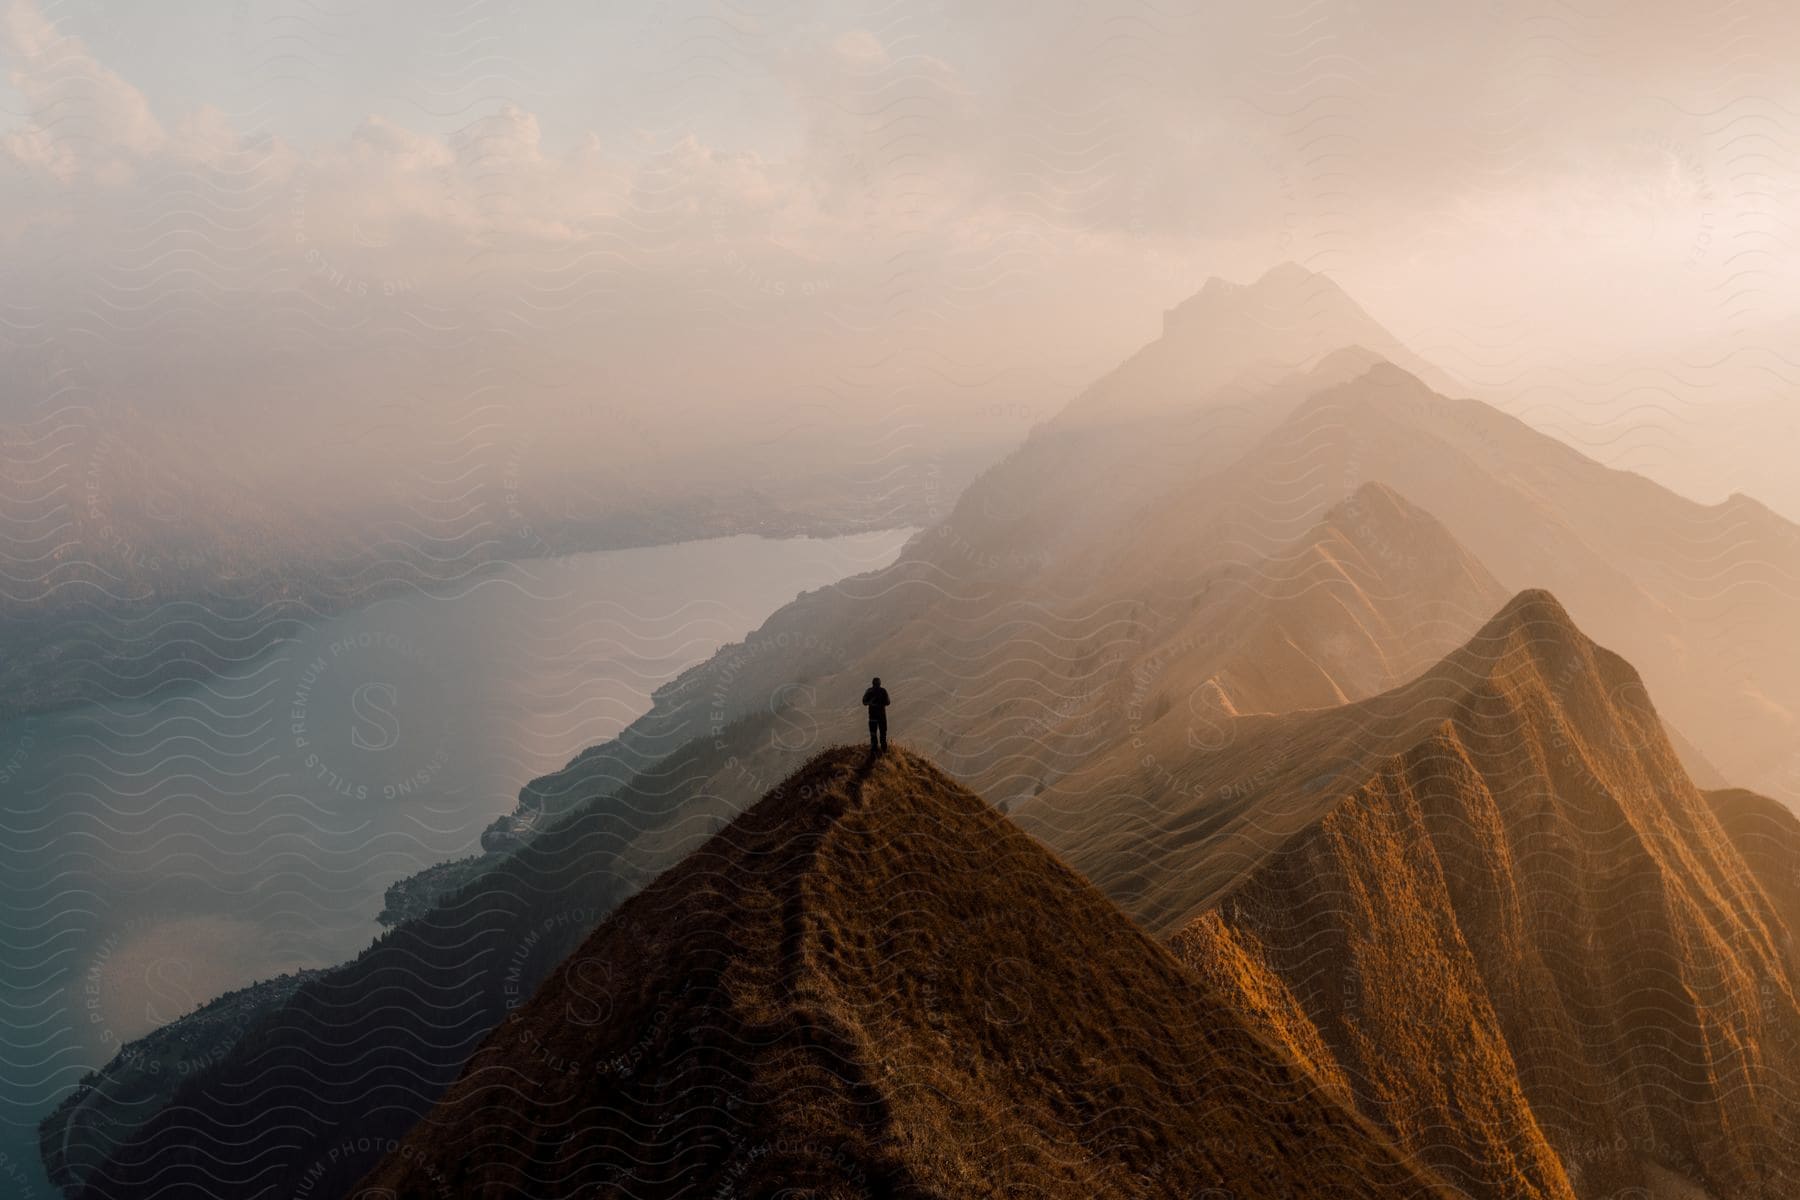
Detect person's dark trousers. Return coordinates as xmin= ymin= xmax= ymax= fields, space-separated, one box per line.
xmin=869 ymin=711 xmax=888 ymax=750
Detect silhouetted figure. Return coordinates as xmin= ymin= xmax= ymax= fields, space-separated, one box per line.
xmin=862 ymin=677 xmax=890 ymax=751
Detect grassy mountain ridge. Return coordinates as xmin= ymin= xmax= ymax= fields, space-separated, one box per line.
xmin=1152 ymin=592 xmax=1800 ymax=1198
xmin=361 ymin=746 xmax=1460 ymax=1199
xmin=58 ymin=266 xmax=1800 ymax=1196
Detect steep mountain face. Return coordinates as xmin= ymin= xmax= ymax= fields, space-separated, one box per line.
xmin=51 ymin=269 xmax=1573 ymax=1195
xmin=1157 ymin=480 xmax=1509 ymax=715
xmin=943 ymin=281 xmax=1409 ymax=578
xmin=35 ymin=969 xmax=323 ymax=1194
xmin=61 ymin=727 xmax=777 ymax=1200
xmin=64 ymin=480 xmax=1512 ymax=1199
xmin=1017 ymin=591 xmax=1800 ymax=1199
xmin=1107 ymin=361 xmax=1800 ymax=800
xmin=1706 ymin=787 xmax=1800 ymax=971
xmin=618 ymin=271 xmax=1800 ymax=809
xmin=66 ymin=265 xmax=1798 ymax=1196
xmin=595 ymin=479 xmax=1521 ymax=916
xmin=1053 ymin=262 xmax=1452 ymax=431
xmin=361 ymin=747 xmax=1457 ymax=1199
xmin=645 ymin=478 xmax=1510 ymax=817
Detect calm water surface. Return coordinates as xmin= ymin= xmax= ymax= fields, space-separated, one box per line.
xmin=0 ymin=529 xmax=913 ymax=1195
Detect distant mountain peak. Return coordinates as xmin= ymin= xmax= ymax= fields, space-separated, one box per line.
xmin=1043 ymin=262 xmax=1457 ymax=431
xmin=1271 ymin=359 xmax=1442 ymax=433
xmin=1714 ymin=489 xmax=1789 ymax=529
xmin=1189 ymin=261 xmax=1329 ymax=296
xmin=1306 ymin=481 xmax=1490 ymax=579
xmin=1431 ymin=587 xmax=1615 ymax=702
xmin=1256 ymin=259 xmax=1334 ymax=288
xmin=1353 ymin=358 xmax=1430 ymax=389
xmin=1327 ymin=479 xmax=1424 ymax=524
xmin=1489 ymin=585 xmax=1572 ymax=628
xmin=1314 ymin=343 xmax=1388 ymax=373
xmin=1165 ymin=262 xmax=1357 ymax=336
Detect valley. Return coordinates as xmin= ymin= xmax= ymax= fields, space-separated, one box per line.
xmin=50 ymin=266 xmax=1800 ymax=1199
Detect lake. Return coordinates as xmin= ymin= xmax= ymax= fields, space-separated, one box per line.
xmin=0 ymin=528 xmax=914 ymax=1196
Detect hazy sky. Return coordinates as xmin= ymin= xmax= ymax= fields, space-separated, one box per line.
xmin=4 ymin=0 xmax=1799 ymax=518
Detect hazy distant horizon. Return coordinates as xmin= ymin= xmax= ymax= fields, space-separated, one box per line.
xmin=13 ymin=7 xmax=1800 ymax=1197
xmin=4 ymin=0 xmax=1800 ymax=540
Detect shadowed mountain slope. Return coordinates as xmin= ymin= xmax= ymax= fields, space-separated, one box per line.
xmin=1706 ymin=787 xmax=1800 ymax=971
xmin=1154 ymin=480 xmax=1509 ymax=716
xmin=641 ymin=477 xmax=1514 ymax=826
xmin=60 ymin=477 xmax=1515 ymax=1199
xmin=1106 ymin=361 xmax=1800 ymax=799
xmin=1021 ymin=591 xmax=1800 ymax=1199
xmin=361 ymin=746 xmax=1457 ymax=1200
xmin=1053 ymin=262 xmax=1453 ymax=432
xmin=59 ymin=725 xmax=785 ymax=1200
xmin=63 ymin=265 xmax=1795 ymax=1195
xmin=594 ymin=481 xmax=1523 ymax=918
xmin=616 ymin=276 xmax=1798 ymax=813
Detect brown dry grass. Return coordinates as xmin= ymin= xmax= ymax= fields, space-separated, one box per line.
xmin=1165 ymin=592 xmax=1800 ymax=1199
xmin=362 ymin=745 xmax=1457 ymax=1199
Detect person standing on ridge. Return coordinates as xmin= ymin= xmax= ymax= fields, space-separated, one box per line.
xmin=861 ymin=677 xmax=890 ymax=752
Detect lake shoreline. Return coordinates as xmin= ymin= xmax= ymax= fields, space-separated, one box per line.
xmin=0 ymin=518 xmax=923 ymax=728
xmin=4 ymin=526 xmax=920 ymax=1200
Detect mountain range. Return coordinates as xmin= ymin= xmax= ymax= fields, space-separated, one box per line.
xmin=364 ymin=747 xmax=1456 ymax=1198
xmin=50 ymin=265 xmax=1800 ymax=1198
xmin=361 ymin=591 xmax=1800 ymax=1198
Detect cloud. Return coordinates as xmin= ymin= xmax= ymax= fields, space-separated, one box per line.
xmin=1 ymin=0 xmax=1798 ymax=520
xmin=1 ymin=0 xmax=163 ymax=181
